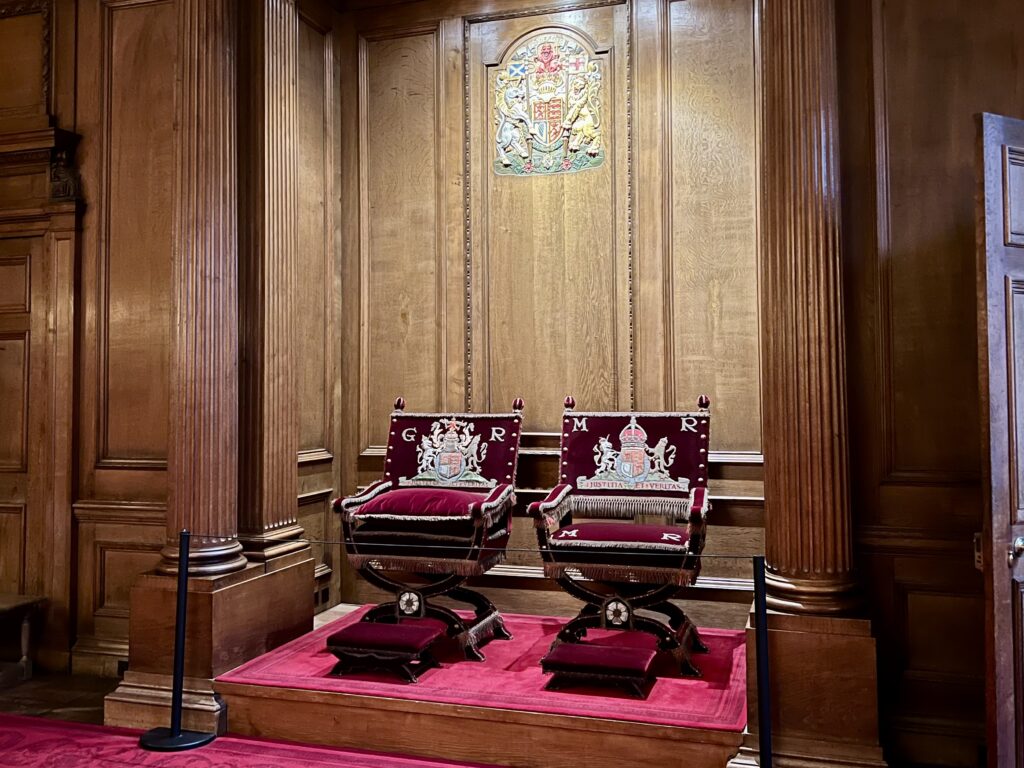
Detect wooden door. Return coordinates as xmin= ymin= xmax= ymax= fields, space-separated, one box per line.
xmin=977 ymin=111 xmax=1024 ymax=768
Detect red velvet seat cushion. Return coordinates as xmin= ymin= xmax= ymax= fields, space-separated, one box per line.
xmin=548 ymin=522 xmax=690 ymax=550
xmin=543 ymin=642 xmax=657 ymax=676
xmin=354 ymin=487 xmax=488 ymax=520
xmin=326 ymin=622 xmax=444 ymax=654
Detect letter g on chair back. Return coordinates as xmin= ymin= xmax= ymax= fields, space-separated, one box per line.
xmin=531 ymin=396 xmax=712 ymax=692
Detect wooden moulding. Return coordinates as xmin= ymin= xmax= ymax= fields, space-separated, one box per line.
xmin=216 ymin=678 xmax=743 ymax=768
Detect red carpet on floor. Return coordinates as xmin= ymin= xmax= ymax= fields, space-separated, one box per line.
xmin=0 ymin=713 xmax=499 ymax=767
xmin=217 ymin=607 xmax=747 ymax=731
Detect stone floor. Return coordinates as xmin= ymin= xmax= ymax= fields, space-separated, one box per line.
xmin=0 ymin=673 xmax=118 ymax=725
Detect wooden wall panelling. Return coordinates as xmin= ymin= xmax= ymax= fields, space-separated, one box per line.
xmin=667 ymin=0 xmax=760 ymax=455
xmin=468 ymin=3 xmax=630 ymax=431
xmin=296 ymin=0 xmax=342 ymax=609
xmin=71 ymin=501 xmax=164 ymax=675
xmin=0 ymin=0 xmax=51 ymax=133
xmin=76 ymin=0 xmax=176 ymax=502
xmin=70 ymin=0 xmax=176 ymax=669
xmin=839 ymin=0 xmax=1024 ymax=763
xmin=336 ymin=0 xmax=765 ymax=625
xmin=0 ymin=202 xmax=77 ymax=670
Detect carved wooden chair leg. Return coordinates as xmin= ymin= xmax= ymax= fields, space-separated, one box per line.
xmin=651 ymin=600 xmax=708 ymax=653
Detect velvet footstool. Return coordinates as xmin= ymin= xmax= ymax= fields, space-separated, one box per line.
xmin=326 ymin=621 xmax=444 ymax=683
xmin=542 ymin=642 xmax=658 ymax=698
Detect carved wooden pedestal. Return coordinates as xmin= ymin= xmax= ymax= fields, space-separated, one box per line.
xmin=105 ymin=554 xmax=313 ymax=732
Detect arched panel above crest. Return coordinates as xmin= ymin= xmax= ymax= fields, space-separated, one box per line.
xmin=493 ymin=29 xmax=604 ymax=176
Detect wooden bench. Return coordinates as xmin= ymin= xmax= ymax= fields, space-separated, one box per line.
xmin=0 ymin=594 xmax=44 ymax=687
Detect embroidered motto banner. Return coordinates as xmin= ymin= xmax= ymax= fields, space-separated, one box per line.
xmin=493 ymin=30 xmax=604 ymax=176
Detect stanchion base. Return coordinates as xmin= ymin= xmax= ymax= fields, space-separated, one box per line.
xmin=139 ymin=727 xmax=216 ymax=751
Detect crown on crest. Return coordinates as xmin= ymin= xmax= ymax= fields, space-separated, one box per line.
xmin=619 ymin=415 xmax=647 ymax=446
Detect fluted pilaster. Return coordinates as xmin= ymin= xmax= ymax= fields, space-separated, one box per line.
xmin=237 ymin=0 xmax=304 ymax=559
xmin=760 ymin=0 xmax=856 ymax=613
xmin=160 ymin=0 xmax=246 ymax=576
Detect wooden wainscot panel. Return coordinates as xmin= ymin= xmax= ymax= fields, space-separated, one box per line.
xmin=0 ymin=331 xmax=28 ymax=472
xmin=0 ymin=0 xmax=50 ymax=132
xmin=0 ymin=504 xmax=26 ymax=594
xmin=297 ymin=488 xmax=335 ymax=611
xmin=71 ymin=501 xmax=165 ymax=676
xmin=668 ymin=0 xmax=760 ymax=455
xmin=469 ymin=3 xmax=629 ymax=430
xmin=0 ymin=253 xmax=28 ymax=312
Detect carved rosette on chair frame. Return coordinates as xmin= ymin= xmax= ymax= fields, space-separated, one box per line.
xmin=532 ymin=396 xmax=712 ymax=697
xmin=329 ymin=398 xmax=524 ymax=682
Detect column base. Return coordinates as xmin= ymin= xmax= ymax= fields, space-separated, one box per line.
xmin=241 ymin=523 xmax=310 ymax=561
xmin=728 ymin=737 xmax=886 ymax=768
xmin=742 ymin=609 xmax=887 ymax=768
xmin=104 ymin=671 xmax=227 ymax=734
xmin=105 ymin=552 xmax=313 ymax=730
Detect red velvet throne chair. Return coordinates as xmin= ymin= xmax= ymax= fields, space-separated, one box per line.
xmin=329 ymin=397 xmax=524 ymax=680
xmin=531 ymin=396 xmax=711 ymax=694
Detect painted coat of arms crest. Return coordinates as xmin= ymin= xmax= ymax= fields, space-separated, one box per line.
xmin=493 ymin=30 xmax=604 ymax=176
xmin=406 ymin=419 xmax=493 ymax=486
xmin=577 ymin=416 xmax=690 ymax=492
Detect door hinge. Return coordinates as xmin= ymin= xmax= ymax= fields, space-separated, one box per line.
xmin=973 ymin=532 xmax=983 ymax=571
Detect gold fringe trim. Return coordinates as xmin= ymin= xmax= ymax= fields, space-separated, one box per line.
xmin=570 ymin=495 xmax=691 ymax=522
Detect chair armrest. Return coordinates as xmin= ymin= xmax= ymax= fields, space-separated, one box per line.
xmin=468 ymin=484 xmax=516 ymax=525
xmin=688 ymin=486 xmax=710 ymax=522
xmin=528 ymin=484 xmax=573 ymax=530
xmin=686 ymin=486 xmax=710 ymax=553
xmin=333 ymin=480 xmax=393 ymax=518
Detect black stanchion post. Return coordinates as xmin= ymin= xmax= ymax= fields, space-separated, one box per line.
xmin=139 ymin=529 xmax=216 ymax=751
xmin=753 ymin=555 xmax=773 ymax=768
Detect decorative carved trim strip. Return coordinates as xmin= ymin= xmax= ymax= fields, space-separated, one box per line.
xmin=72 ymin=500 xmax=166 ymax=525
xmin=760 ymin=0 xmax=855 ymax=614
xmin=161 ymin=0 xmax=245 ymax=575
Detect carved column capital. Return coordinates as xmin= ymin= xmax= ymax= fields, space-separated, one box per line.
xmin=160 ymin=0 xmax=246 ymax=576
xmin=760 ymin=0 xmax=857 ymax=613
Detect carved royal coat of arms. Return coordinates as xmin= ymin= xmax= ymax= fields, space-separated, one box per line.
xmin=494 ymin=30 xmax=604 ymax=176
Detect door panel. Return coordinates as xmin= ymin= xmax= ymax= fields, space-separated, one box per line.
xmin=976 ymin=111 xmax=1024 ymax=768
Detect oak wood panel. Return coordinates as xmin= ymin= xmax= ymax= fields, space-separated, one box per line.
xmin=76 ymin=0 xmax=176 ymax=501
xmin=0 ymin=254 xmax=28 ymax=311
xmin=469 ymin=4 xmax=629 ymax=430
xmin=100 ymin=0 xmax=174 ymax=465
xmin=0 ymin=504 xmax=25 ymax=594
xmin=668 ymin=0 xmax=759 ymax=454
xmin=296 ymin=14 xmax=333 ymax=460
xmin=296 ymin=6 xmax=342 ymax=608
xmin=358 ymin=27 xmax=447 ymax=451
xmin=0 ymin=332 xmax=27 ymax=471
xmin=71 ymin=501 xmax=164 ymax=672
xmin=0 ymin=7 xmax=48 ymax=131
